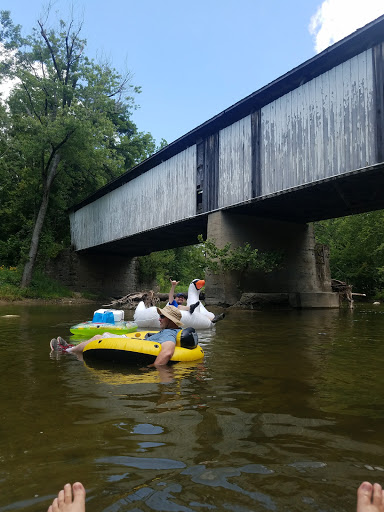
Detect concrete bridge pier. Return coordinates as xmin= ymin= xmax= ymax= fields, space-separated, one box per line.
xmin=75 ymin=253 xmax=139 ymax=297
xmin=205 ymin=211 xmax=339 ymax=308
xmin=46 ymin=250 xmax=139 ymax=298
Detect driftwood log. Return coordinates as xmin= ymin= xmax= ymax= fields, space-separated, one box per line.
xmin=102 ymin=290 xmax=170 ymax=309
xmin=102 ymin=289 xmax=205 ymax=310
xmin=331 ymin=279 xmax=366 ymax=309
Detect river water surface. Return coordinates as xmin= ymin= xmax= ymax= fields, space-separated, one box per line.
xmin=1 ymin=302 xmax=384 ymax=512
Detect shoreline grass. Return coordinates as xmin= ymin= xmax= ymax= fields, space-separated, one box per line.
xmin=0 ymin=266 xmax=95 ymax=301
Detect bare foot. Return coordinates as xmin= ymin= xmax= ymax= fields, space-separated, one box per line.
xmin=48 ymin=482 xmax=86 ymax=512
xmin=357 ymin=482 xmax=384 ymax=512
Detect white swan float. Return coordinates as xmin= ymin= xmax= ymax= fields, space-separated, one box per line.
xmin=134 ymin=279 xmax=217 ymax=330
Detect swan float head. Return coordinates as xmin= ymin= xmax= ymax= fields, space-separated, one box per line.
xmin=187 ymin=279 xmax=205 ymax=305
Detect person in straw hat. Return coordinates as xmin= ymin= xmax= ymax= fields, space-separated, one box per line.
xmin=145 ymin=304 xmax=184 ymax=366
xmin=49 ymin=305 xmax=184 ymax=367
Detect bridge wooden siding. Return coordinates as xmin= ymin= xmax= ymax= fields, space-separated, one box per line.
xmin=260 ymin=49 xmax=376 ymax=193
xmin=71 ymin=146 xmax=197 ymax=250
xmin=70 ymin=20 xmax=384 ymax=254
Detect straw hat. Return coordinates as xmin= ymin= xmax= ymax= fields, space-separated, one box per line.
xmin=156 ymin=305 xmax=184 ymax=327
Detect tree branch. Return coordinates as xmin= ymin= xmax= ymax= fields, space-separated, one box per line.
xmin=38 ymin=20 xmax=62 ymax=81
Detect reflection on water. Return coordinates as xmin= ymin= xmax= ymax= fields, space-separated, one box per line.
xmin=1 ymin=303 xmax=384 ymax=511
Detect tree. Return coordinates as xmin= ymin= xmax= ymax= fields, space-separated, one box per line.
xmin=137 ymin=238 xmax=283 ymax=292
xmin=314 ymin=211 xmax=384 ymax=296
xmin=0 ymin=9 xmax=157 ymax=286
xmin=138 ymin=245 xmax=207 ymax=291
xmin=197 ymin=235 xmax=283 ymax=275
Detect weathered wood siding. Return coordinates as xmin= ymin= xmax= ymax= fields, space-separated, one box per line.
xmin=260 ymin=49 xmax=376 ymax=195
xmin=218 ymin=116 xmax=252 ymax=208
xmin=70 ymin=40 xmax=383 ymax=251
xmin=70 ymin=146 xmax=196 ymax=251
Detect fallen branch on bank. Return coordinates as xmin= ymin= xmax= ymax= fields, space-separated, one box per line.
xmin=102 ymin=290 xmax=169 ymax=309
xmin=331 ymin=279 xmax=366 ymax=309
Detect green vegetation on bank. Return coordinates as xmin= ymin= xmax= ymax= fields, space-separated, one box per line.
xmin=0 ymin=266 xmax=76 ymax=300
xmin=314 ymin=210 xmax=384 ymax=299
xmin=0 ymin=8 xmax=162 ymax=288
xmin=138 ymin=237 xmax=283 ymax=294
xmin=138 ymin=245 xmax=207 ymax=293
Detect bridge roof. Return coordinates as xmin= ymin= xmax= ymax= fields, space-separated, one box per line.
xmin=227 ymin=163 xmax=384 ymax=222
xmin=72 ymin=14 xmax=384 ymax=215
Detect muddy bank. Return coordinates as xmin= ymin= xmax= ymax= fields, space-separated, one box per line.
xmin=0 ymin=297 xmax=99 ymax=306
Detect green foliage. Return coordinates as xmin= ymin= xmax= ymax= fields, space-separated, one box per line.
xmin=0 ymin=265 xmax=73 ymax=299
xmin=138 ymin=238 xmax=283 ymax=292
xmin=197 ymin=235 xmax=283 ymax=274
xmin=314 ymin=211 xmax=384 ymax=297
xmin=138 ymin=245 xmax=207 ymax=292
xmin=0 ymin=9 xmax=159 ymax=277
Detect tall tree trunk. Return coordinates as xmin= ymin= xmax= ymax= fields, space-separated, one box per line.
xmin=21 ymin=152 xmax=61 ymax=288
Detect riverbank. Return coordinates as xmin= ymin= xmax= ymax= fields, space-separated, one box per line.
xmin=0 ymin=296 xmax=99 ymax=306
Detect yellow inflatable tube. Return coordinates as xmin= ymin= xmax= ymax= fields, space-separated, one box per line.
xmin=83 ymin=331 xmax=204 ymax=365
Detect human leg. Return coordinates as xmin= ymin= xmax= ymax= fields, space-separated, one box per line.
xmin=50 ymin=335 xmax=103 ymax=354
xmin=47 ymin=482 xmax=86 ymax=512
xmin=357 ymin=482 xmax=384 ymax=512
xmin=57 ymin=337 xmax=71 ymax=347
xmin=66 ymin=334 xmax=107 ymax=353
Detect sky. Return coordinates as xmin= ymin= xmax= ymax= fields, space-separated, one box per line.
xmin=2 ymin=0 xmax=384 ymax=146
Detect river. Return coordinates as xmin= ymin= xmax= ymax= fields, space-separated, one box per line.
xmin=1 ymin=302 xmax=384 ymax=511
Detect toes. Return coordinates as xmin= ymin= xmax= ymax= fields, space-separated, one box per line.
xmin=57 ymin=488 xmax=65 ymax=507
xmin=357 ymin=482 xmax=373 ymax=507
xmin=372 ymin=483 xmax=384 ymax=506
xmin=63 ymin=483 xmax=72 ymax=504
xmin=51 ymin=497 xmax=59 ymax=512
xmin=72 ymin=481 xmax=86 ymax=503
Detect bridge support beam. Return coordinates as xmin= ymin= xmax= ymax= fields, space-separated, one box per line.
xmin=205 ymin=211 xmax=339 ymax=308
xmin=46 ymin=249 xmax=139 ymax=298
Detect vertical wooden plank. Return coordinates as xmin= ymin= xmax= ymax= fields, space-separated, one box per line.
xmin=313 ymin=74 xmax=320 ymax=180
xmin=243 ymin=116 xmax=252 ymax=201
xmin=292 ymin=87 xmax=301 ymax=186
xmin=343 ymin=59 xmax=352 ymax=174
xmin=358 ymin=51 xmax=367 ymax=166
xmin=321 ymin=70 xmax=329 ymax=178
xmin=335 ymin=61 xmax=345 ymax=174
xmin=251 ymin=110 xmax=261 ymax=197
xmin=283 ymin=92 xmax=291 ymax=188
xmin=266 ymin=103 xmax=273 ymax=194
xmin=366 ymin=48 xmax=376 ymax=165
xmin=270 ymin=102 xmax=276 ymax=193
xmin=262 ymin=104 xmax=270 ymax=194
xmin=301 ymin=81 xmax=309 ymax=184
xmin=373 ymin=42 xmax=384 ymax=163
xmin=204 ymin=132 xmax=219 ymax=212
xmin=328 ymin=66 xmax=336 ymax=176
xmin=260 ymin=106 xmax=265 ymax=194
xmin=273 ymin=97 xmax=280 ymax=190
xmin=218 ymin=126 xmax=228 ymax=208
xmin=196 ymin=139 xmax=204 ymax=214
xmin=350 ymin=55 xmax=359 ymax=171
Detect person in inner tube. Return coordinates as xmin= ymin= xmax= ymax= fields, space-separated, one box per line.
xmin=143 ymin=304 xmax=183 ymax=366
xmin=168 ymin=279 xmax=200 ymax=314
xmin=50 ymin=305 xmax=183 ymax=367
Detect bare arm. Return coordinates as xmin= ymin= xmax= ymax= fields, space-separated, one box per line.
xmin=168 ymin=279 xmax=179 ymax=304
xmin=153 ymin=341 xmax=176 ymax=366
